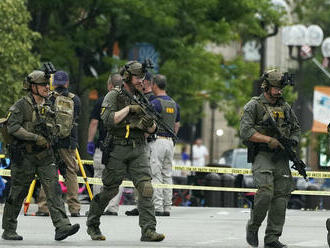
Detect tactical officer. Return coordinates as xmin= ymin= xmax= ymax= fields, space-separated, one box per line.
xmin=149 ymin=74 xmax=180 ymax=216
xmin=125 ymin=71 xmax=154 ymax=217
xmin=240 ymin=69 xmax=301 ymax=248
xmin=86 ymin=61 xmax=165 ymax=242
xmin=87 ymin=72 xmax=124 ymax=216
xmin=1 ymin=70 xmax=80 ymax=241
xmin=35 ymin=70 xmax=82 ymax=217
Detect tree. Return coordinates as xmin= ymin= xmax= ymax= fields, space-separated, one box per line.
xmin=0 ymin=0 xmax=40 ymax=117
xmin=25 ymin=0 xmax=283 ymax=155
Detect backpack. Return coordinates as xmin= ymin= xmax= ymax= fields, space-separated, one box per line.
xmin=0 ymin=113 xmax=14 ymax=146
xmin=53 ymin=92 xmax=75 ymax=138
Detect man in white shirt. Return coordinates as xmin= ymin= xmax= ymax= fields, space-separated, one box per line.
xmin=192 ymin=138 xmax=209 ymax=167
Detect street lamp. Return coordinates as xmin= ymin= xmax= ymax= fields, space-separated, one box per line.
xmin=282 ymin=24 xmax=324 ymax=70
xmin=282 ymin=24 xmax=324 ymax=132
xmin=322 ymin=37 xmax=330 ymax=66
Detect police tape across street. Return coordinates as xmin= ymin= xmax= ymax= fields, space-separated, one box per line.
xmin=1 ymin=161 xmax=330 ymax=196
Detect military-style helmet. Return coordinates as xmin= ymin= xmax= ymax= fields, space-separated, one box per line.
xmin=120 ymin=61 xmax=146 ymax=82
xmin=23 ymin=70 xmax=48 ymax=90
xmin=261 ymin=69 xmax=283 ymax=90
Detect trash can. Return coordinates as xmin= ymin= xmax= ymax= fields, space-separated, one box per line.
xmin=305 ymin=184 xmax=321 ymax=210
xmin=205 ymin=173 xmax=222 ymax=207
xmin=221 ymin=174 xmax=236 ymax=207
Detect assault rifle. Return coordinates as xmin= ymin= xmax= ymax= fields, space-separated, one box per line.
xmin=265 ymin=111 xmax=308 ymax=181
xmin=121 ymin=88 xmax=177 ymax=141
xmin=33 ymin=99 xmax=67 ymax=177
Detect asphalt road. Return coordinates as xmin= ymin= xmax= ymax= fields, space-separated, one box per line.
xmin=0 ymin=204 xmax=329 ymax=248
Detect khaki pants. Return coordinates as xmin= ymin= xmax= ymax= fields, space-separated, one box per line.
xmin=149 ymin=138 xmax=174 ymax=212
xmin=38 ymin=148 xmax=80 ymax=214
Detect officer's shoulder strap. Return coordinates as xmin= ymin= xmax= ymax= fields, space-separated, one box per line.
xmin=68 ymin=92 xmax=75 ymax=99
xmin=251 ymin=96 xmax=261 ymax=103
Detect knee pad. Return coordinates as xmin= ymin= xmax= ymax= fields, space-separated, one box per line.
xmin=138 ymin=181 xmax=153 ymax=198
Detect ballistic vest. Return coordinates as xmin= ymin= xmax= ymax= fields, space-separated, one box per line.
xmin=252 ymin=96 xmax=292 ymax=139
xmin=155 ymin=97 xmax=176 ymax=136
xmin=110 ymin=88 xmax=145 ymax=140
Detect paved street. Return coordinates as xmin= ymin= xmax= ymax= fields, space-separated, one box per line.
xmin=0 ymin=203 xmax=329 ymax=248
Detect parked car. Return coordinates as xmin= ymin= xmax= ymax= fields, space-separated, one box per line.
xmin=218 ymin=148 xmax=252 ymax=169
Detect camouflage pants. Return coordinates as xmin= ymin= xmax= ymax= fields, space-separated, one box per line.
xmin=2 ymin=149 xmax=70 ymax=232
xmin=247 ymin=151 xmax=294 ymax=244
xmin=37 ymin=148 xmax=80 ymax=214
xmin=87 ymin=143 xmax=156 ymax=235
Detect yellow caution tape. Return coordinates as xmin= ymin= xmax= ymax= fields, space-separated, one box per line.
xmin=0 ymin=154 xmax=5 ymax=158
xmin=79 ymin=161 xmax=330 ymax=179
xmin=1 ymin=169 xmax=329 ymax=196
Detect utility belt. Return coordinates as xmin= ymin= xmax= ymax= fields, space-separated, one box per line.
xmin=25 ymin=143 xmax=48 ymax=153
xmin=257 ymin=143 xmax=281 ymax=153
xmin=112 ymin=136 xmax=146 ymax=146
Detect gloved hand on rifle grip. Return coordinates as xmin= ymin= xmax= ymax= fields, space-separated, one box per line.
xmin=142 ymin=115 xmax=154 ymax=129
xmin=281 ymin=137 xmax=298 ymax=147
xmin=268 ymin=137 xmax=284 ymax=150
xmin=129 ymin=105 xmax=143 ymax=114
xmin=36 ymin=135 xmax=48 ymax=147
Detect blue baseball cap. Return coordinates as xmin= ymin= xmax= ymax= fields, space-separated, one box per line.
xmin=145 ymin=71 xmax=152 ymax=81
xmin=53 ymin=71 xmax=69 ymax=86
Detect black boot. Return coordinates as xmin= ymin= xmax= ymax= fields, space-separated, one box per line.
xmin=55 ymin=224 xmax=80 ymax=241
xmin=264 ymin=240 xmax=287 ymax=248
xmin=125 ymin=208 xmax=139 ymax=216
xmin=326 ymin=218 xmax=330 ymax=247
xmin=2 ymin=230 xmax=23 ymax=240
xmin=246 ymin=224 xmax=258 ymax=247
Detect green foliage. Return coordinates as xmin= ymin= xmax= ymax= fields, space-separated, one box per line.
xmin=25 ymin=0 xmax=282 ymax=127
xmin=0 ymin=0 xmax=40 ymax=116
xmin=220 ymin=57 xmax=259 ymax=131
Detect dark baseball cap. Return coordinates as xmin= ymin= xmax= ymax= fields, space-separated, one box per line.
xmin=53 ymin=71 xmax=69 ymax=86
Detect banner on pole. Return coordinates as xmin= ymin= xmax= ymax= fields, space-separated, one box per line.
xmin=312 ymin=86 xmax=330 ymax=133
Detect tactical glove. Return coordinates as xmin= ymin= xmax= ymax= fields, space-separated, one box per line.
xmin=267 ymin=137 xmax=284 ymax=150
xmin=87 ymin=142 xmax=95 ymax=155
xmin=142 ymin=115 xmax=154 ymax=129
xmin=129 ymin=105 xmax=143 ymax=114
xmin=36 ymin=135 xmax=48 ymax=147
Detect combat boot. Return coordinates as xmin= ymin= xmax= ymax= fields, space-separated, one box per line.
xmin=2 ymin=230 xmax=23 ymax=240
xmin=264 ymin=240 xmax=287 ymax=248
xmin=326 ymin=218 xmax=330 ymax=246
xmin=246 ymin=224 xmax=258 ymax=247
xmin=87 ymin=225 xmax=106 ymax=240
xmin=55 ymin=224 xmax=80 ymax=241
xmin=141 ymin=229 xmax=165 ymax=242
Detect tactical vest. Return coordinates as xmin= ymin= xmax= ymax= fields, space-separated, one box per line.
xmin=155 ymin=97 xmax=176 ymax=135
xmin=9 ymin=94 xmax=56 ymax=144
xmin=252 ymin=96 xmax=292 ymax=139
xmin=111 ymin=88 xmax=145 ymax=140
xmin=51 ymin=91 xmax=75 ymax=138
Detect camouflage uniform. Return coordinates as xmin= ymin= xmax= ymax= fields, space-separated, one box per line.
xmin=86 ymin=61 xmax=164 ymax=242
xmin=2 ymin=70 xmax=79 ymax=241
xmin=240 ymin=92 xmax=300 ymax=246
